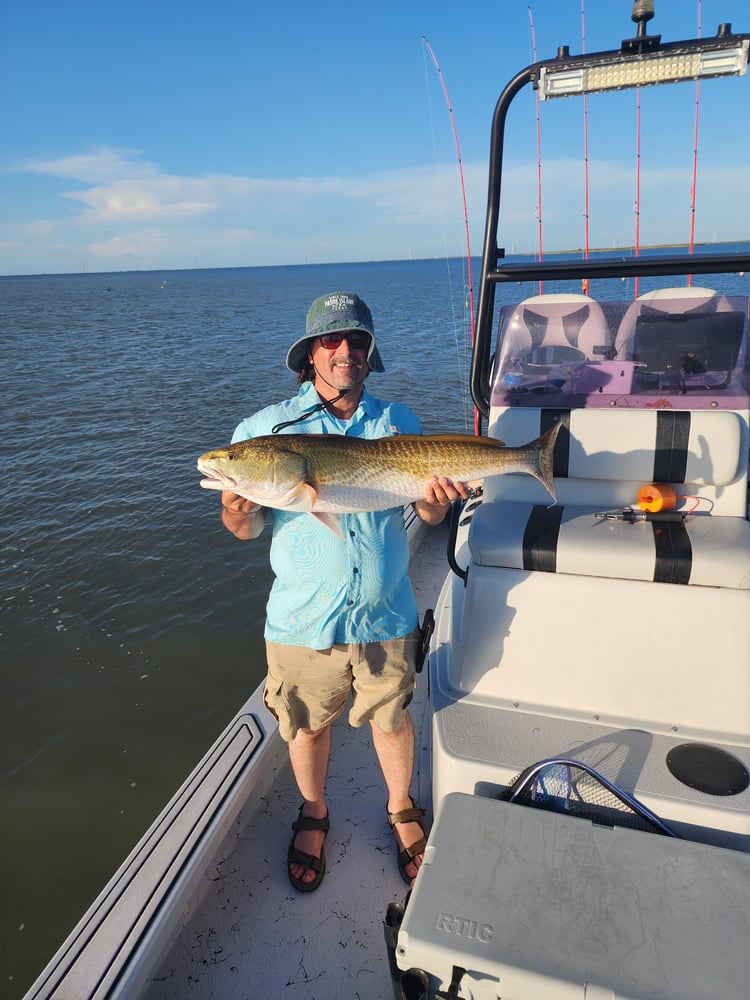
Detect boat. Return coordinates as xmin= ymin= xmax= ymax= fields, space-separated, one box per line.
xmin=25 ymin=4 xmax=750 ymax=998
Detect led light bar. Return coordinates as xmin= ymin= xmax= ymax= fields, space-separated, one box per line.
xmin=539 ymin=37 xmax=749 ymax=99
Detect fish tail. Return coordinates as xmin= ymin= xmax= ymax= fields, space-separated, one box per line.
xmin=530 ymin=423 xmax=562 ymax=501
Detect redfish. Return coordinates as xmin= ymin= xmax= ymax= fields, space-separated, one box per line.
xmin=197 ymin=425 xmax=560 ymax=534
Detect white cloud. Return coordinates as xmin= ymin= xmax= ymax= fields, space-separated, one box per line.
xmin=89 ymin=233 xmax=164 ymax=259
xmin=2 ymin=145 xmax=748 ymax=275
xmin=8 ymin=147 xmax=463 ymax=246
xmin=22 ymin=148 xmax=157 ymax=183
xmin=62 ymin=180 xmax=218 ymax=222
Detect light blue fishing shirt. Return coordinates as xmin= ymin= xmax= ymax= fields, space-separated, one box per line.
xmin=231 ymin=382 xmax=422 ymax=649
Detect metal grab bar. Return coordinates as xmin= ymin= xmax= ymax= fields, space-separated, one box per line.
xmin=446 ymin=491 xmax=483 ymax=583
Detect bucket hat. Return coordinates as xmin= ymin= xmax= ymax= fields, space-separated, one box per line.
xmin=285 ymin=292 xmax=385 ymax=373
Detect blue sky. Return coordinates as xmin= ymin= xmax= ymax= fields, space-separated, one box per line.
xmin=1 ymin=0 xmax=748 ymax=275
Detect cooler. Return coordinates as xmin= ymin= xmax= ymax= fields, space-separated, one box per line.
xmin=395 ymin=793 xmax=750 ymax=999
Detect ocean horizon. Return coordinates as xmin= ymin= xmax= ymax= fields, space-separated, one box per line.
xmin=4 ymin=238 xmax=750 ymax=280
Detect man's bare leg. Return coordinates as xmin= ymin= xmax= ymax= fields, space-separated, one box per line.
xmin=370 ymin=714 xmax=426 ymax=880
xmin=287 ymin=725 xmax=330 ymax=885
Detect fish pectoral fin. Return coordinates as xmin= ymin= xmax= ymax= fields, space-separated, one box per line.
xmin=296 ymin=483 xmax=342 ymax=536
xmin=263 ymin=482 xmax=317 ymax=510
xmin=299 ymin=483 xmax=319 ymax=506
xmin=310 ymin=512 xmax=344 ymax=538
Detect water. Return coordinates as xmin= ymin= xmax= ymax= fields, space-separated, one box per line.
xmin=0 ymin=258 xmax=477 ymax=997
xmin=2 ymin=253 xmax=748 ymax=997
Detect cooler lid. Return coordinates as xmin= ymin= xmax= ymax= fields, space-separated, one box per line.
xmin=397 ymin=793 xmax=750 ymax=1000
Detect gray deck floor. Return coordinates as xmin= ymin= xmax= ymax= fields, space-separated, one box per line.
xmin=143 ymin=520 xmax=451 ymax=1000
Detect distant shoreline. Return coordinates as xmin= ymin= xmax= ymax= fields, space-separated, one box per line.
xmin=3 ymin=240 xmax=750 ymax=280
xmin=504 ymin=239 xmax=750 ymax=257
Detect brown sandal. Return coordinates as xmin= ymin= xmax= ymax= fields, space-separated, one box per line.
xmin=287 ymin=804 xmax=329 ymax=892
xmin=387 ymin=798 xmax=428 ymax=885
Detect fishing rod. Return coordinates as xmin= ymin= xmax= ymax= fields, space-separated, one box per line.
xmin=528 ymin=7 xmax=544 ymax=294
xmin=634 ymin=84 xmax=642 ymax=297
xmin=422 ymin=35 xmax=480 ymax=435
xmin=632 ymin=0 xmax=703 ymax=294
xmin=688 ymin=0 xmax=703 ymax=286
xmin=581 ymin=0 xmax=591 ymax=294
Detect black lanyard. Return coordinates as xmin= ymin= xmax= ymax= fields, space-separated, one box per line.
xmin=271 ymin=389 xmax=348 ymax=434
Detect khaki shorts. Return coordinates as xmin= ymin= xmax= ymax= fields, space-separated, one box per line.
xmin=264 ymin=631 xmax=419 ymax=742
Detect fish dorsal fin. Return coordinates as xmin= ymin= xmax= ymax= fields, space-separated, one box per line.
xmin=422 ymin=432 xmax=506 ymax=447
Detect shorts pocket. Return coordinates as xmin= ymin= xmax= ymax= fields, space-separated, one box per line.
xmin=263 ymin=679 xmax=282 ymax=723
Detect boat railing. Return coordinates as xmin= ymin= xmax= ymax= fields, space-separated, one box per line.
xmin=469 ymin=16 xmax=750 ymax=418
xmin=24 ymin=690 xmax=281 ymax=1000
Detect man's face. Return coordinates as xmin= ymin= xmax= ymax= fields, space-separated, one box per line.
xmin=309 ymin=331 xmax=370 ymax=391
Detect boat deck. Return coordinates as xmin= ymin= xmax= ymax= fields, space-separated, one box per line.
xmin=141 ymin=519 xmax=451 ymax=1000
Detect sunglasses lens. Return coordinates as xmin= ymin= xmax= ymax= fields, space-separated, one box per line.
xmin=319 ymin=333 xmax=343 ymax=348
xmin=319 ymin=332 xmax=370 ymax=350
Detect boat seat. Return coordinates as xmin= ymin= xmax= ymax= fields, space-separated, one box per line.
xmin=468 ymin=499 xmax=750 ymax=589
xmin=442 ymin=499 xmax=750 ymax=755
xmin=497 ymin=292 xmax=612 ymax=365
xmin=487 ymin=405 xmax=749 ymax=515
xmin=614 ymin=287 xmax=744 ymax=369
xmin=523 ymin=407 xmax=740 ymax=485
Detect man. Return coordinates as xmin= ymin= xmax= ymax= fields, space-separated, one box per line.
xmin=221 ymin=291 xmax=468 ymax=891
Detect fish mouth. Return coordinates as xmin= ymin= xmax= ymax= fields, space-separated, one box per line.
xmin=197 ymin=461 xmax=235 ymax=491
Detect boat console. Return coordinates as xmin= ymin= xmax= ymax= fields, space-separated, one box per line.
xmin=398 ymin=286 xmax=750 ymax=1000
xmin=430 ymin=287 xmax=750 ymax=848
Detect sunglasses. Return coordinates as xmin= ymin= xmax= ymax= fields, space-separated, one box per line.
xmin=318 ymin=331 xmax=371 ymax=351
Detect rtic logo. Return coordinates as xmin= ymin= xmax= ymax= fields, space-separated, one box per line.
xmin=436 ymin=912 xmax=493 ymax=943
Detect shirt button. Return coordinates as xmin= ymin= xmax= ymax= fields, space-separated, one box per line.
xmin=349 ymin=530 xmax=356 ymax=538
xmin=347 ymin=600 xmax=354 ymax=606
xmin=353 ymin=567 xmax=359 ymax=574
